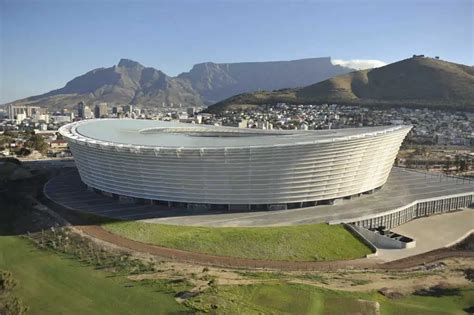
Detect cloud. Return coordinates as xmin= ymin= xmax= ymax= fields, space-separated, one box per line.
xmin=331 ymin=59 xmax=387 ymax=70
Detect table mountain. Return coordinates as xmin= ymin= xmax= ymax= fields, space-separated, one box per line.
xmin=178 ymin=57 xmax=351 ymax=103
xmin=6 ymin=57 xmax=353 ymax=110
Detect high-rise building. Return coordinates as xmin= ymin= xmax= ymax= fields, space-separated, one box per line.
xmin=32 ymin=113 xmax=50 ymax=123
xmin=112 ymin=106 xmax=123 ymax=114
xmin=94 ymin=103 xmax=108 ymax=118
xmin=8 ymin=104 xmax=40 ymax=119
xmin=15 ymin=112 xmax=27 ymax=124
xmin=187 ymin=107 xmax=196 ymax=117
xmin=83 ymin=106 xmax=93 ymax=119
xmin=238 ymin=119 xmax=248 ymax=128
xmin=123 ymin=105 xmax=133 ymax=113
xmin=77 ymin=101 xmax=85 ymax=118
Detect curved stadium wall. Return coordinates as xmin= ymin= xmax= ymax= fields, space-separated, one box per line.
xmin=59 ymin=120 xmax=411 ymax=209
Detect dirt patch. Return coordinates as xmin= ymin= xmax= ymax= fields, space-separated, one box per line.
xmin=382 ymin=248 xmax=474 ymax=270
xmin=124 ymin=256 xmax=472 ymax=298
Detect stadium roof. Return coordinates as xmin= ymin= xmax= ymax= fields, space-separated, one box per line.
xmin=67 ymin=119 xmax=411 ymax=149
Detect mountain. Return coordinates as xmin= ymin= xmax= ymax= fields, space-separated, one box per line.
xmin=178 ymin=57 xmax=352 ymax=103
xmin=207 ymin=57 xmax=474 ymax=112
xmin=9 ymin=59 xmax=202 ymax=111
xmin=5 ymin=57 xmax=353 ymax=110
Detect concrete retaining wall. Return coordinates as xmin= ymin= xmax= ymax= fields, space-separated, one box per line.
xmin=352 ymin=194 xmax=473 ymax=230
xmin=348 ymin=224 xmax=415 ymax=249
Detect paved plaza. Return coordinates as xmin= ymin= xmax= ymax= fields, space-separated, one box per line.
xmin=374 ymin=209 xmax=474 ymax=262
xmin=44 ymin=167 xmax=474 ymax=227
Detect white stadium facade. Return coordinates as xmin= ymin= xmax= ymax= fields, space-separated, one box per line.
xmin=59 ymin=119 xmax=412 ymax=211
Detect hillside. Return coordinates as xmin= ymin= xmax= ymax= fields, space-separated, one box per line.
xmin=5 ymin=57 xmax=353 ymax=111
xmin=208 ymin=57 xmax=474 ymax=112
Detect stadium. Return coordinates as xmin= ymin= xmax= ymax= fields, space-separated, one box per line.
xmin=59 ymin=119 xmax=412 ymax=211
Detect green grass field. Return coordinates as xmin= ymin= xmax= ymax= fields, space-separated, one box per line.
xmin=187 ymin=283 xmax=474 ymax=315
xmin=1 ymin=235 xmax=472 ymax=315
xmin=0 ymin=236 xmax=187 ymax=315
xmin=102 ymin=222 xmax=372 ymax=261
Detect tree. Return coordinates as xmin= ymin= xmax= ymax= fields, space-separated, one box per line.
xmin=0 ymin=135 xmax=13 ymax=149
xmin=25 ymin=135 xmax=48 ymax=155
xmin=460 ymin=159 xmax=467 ymax=173
xmin=2 ymin=130 xmax=16 ymax=138
xmin=15 ymin=148 xmax=31 ymax=157
xmin=454 ymin=155 xmax=461 ymax=172
xmin=444 ymin=158 xmax=451 ymax=174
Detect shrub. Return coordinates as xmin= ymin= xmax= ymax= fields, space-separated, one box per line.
xmin=3 ymin=297 xmax=29 ymax=315
xmin=0 ymin=271 xmax=17 ymax=292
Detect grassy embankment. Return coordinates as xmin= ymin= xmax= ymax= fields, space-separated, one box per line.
xmin=102 ymin=221 xmax=372 ymax=261
xmin=0 ymin=236 xmax=186 ymax=315
xmin=187 ymin=283 xmax=474 ymax=315
xmin=1 ymin=232 xmax=471 ymax=315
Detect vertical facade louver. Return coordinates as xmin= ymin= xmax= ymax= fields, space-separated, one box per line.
xmin=60 ymin=120 xmax=411 ymax=207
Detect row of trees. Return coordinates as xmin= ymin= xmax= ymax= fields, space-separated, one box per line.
xmin=399 ymin=146 xmax=473 ymax=175
xmin=442 ymin=156 xmax=471 ymax=173
xmin=403 ymin=157 xmax=472 ymax=173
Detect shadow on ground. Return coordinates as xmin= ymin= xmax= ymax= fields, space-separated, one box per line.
xmin=413 ymin=286 xmax=461 ymax=298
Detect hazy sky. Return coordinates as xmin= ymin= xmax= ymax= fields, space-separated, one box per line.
xmin=1 ymin=0 xmax=472 ymax=103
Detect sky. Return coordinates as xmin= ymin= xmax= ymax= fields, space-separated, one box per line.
xmin=1 ymin=0 xmax=472 ymax=104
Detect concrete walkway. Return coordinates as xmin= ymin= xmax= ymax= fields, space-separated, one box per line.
xmin=373 ymin=209 xmax=474 ymax=262
xmin=44 ymin=168 xmax=474 ymax=227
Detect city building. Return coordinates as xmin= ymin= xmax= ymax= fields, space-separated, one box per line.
xmin=123 ymin=105 xmax=133 ymax=113
xmin=238 ymin=118 xmax=248 ymax=128
xmin=8 ymin=104 xmax=41 ymax=119
xmin=15 ymin=112 xmax=27 ymax=124
xmin=52 ymin=115 xmax=72 ymax=124
xmin=112 ymin=106 xmax=123 ymax=114
xmin=94 ymin=103 xmax=108 ymax=118
xmin=187 ymin=107 xmax=196 ymax=117
xmin=60 ymin=119 xmax=411 ymax=211
xmin=82 ymin=106 xmax=93 ymax=119
xmin=32 ymin=113 xmax=50 ymax=123
xmin=77 ymin=101 xmax=86 ymax=118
